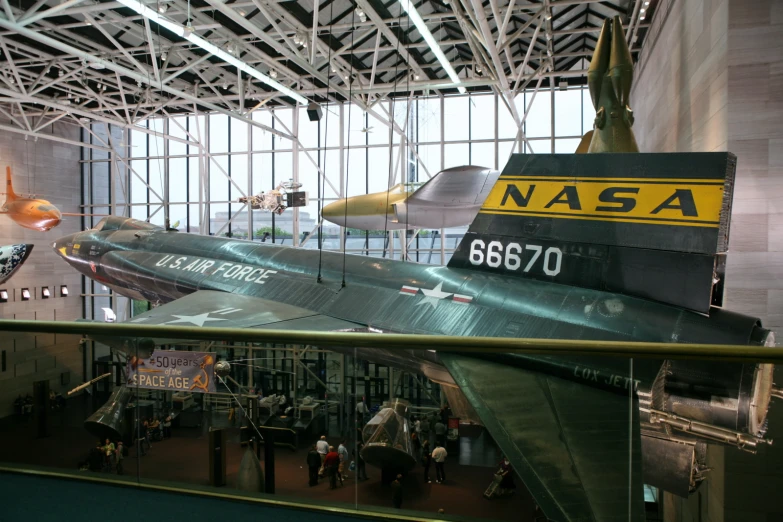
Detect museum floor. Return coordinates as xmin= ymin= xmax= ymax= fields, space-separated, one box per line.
xmin=0 ymin=396 xmax=535 ymax=521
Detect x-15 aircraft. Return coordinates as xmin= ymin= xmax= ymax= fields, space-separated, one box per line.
xmin=54 ymin=152 xmax=779 ymax=522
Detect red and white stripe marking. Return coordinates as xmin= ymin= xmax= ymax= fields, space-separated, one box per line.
xmin=399 ymin=285 xmax=419 ymax=296
xmin=453 ymin=294 xmax=473 ymax=305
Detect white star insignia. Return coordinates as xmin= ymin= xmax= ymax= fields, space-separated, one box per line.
xmin=165 ymin=312 xmax=226 ymax=327
xmin=415 ymin=282 xmax=453 ymax=309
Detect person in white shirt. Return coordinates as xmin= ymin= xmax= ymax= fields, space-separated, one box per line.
xmin=337 ymin=440 xmax=349 ymax=482
xmin=356 ymin=400 xmax=369 ymax=424
xmin=316 ymin=435 xmax=329 ymax=477
xmin=432 ymin=443 xmax=448 ymax=484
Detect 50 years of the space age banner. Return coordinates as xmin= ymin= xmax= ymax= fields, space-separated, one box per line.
xmin=127 ymin=350 xmax=216 ymax=393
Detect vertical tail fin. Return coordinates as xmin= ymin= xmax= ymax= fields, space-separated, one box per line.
xmin=448 ymin=153 xmax=737 ymax=313
xmin=5 ymin=167 xmax=16 ymax=202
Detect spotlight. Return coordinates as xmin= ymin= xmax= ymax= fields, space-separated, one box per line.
xmin=158 ymin=3 xmax=167 ymax=13
xmin=640 ymin=7 xmax=645 ymax=12
xmin=269 ymin=69 xmax=278 ymax=79
xmin=0 ymin=290 xmax=7 ymax=303
xmin=546 ymin=9 xmax=552 ymax=20
xmin=60 ymin=285 xmax=68 ymax=297
xmin=307 ymin=102 xmax=322 ymax=122
xmin=21 ymin=288 xmax=30 ymax=301
xmin=161 ymin=51 xmax=168 ymax=61
xmin=415 ymin=74 xmax=421 ymax=80
xmin=238 ymin=9 xmax=246 ymax=16
xmin=640 ymin=14 xmax=645 ymax=20
xmin=42 ymin=287 xmax=50 ymax=299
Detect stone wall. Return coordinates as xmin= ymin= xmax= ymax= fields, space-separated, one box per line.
xmin=723 ymin=0 xmax=783 ymax=347
xmin=631 ymin=1 xmax=783 ymax=521
xmin=631 ymin=0 xmax=729 ymax=153
xmin=0 ymin=121 xmax=84 ymax=415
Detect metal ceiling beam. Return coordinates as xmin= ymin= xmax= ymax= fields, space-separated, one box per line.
xmin=0 ymin=15 xmax=291 ymax=139
xmin=353 ymin=0 xmax=430 ymax=81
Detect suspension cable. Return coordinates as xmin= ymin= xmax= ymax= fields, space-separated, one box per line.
xmin=317 ymin=0 xmax=335 ymax=284
xmin=341 ymin=9 xmax=357 ymax=288
xmin=381 ymin=8 xmax=406 ymax=260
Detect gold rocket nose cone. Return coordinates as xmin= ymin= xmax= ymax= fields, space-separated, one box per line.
xmin=322 ymin=199 xmax=343 ymax=219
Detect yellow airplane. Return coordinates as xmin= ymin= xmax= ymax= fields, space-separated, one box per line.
xmin=1 ymin=167 xmax=63 ymax=231
xmin=322 ymin=166 xmax=500 ymax=230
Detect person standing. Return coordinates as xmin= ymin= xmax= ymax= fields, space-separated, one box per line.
xmin=89 ymin=441 xmax=104 ymax=472
xmin=432 ymin=443 xmax=448 ymax=484
xmin=391 ymin=474 xmax=403 ymax=508
xmin=356 ymin=399 xmax=369 ymax=424
xmin=337 ymin=440 xmax=349 ymax=481
xmin=421 ymin=440 xmax=432 ymax=484
xmin=411 ymin=431 xmax=421 ymax=458
xmin=115 ymin=442 xmax=124 ymax=475
xmin=316 ymin=435 xmax=329 ymax=477
xmin=420 ymin=416 xmax=431 ymax=446
xmin=356 ymin=442 xmax=368 ymax=481
xmin=324 ymin=446 xmax=340 ymax=489
xmin=163 ymin=414 xmax=172 ymax=438
xmin=306 ymin=445 xmax=321 ymax=486
xmin=103 ymin=438 xmax=115 ymax=472
xmin=434 ymin=419 xmax=447 ymax=447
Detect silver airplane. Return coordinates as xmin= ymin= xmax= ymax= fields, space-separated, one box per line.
xmin=321 ymin=165 xmax=500 ymax=230
xmin=53 ymin=152 xmax=779 ymax=522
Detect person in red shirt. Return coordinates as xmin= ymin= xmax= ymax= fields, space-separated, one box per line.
xmin=324 ymin=446 xmax=340 ymax=489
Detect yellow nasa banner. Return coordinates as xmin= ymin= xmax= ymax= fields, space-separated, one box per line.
xmin=480 ymin=176 xmax=726 ymax=227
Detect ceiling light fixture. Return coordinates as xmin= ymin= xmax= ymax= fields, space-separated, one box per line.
xmin=158 ymin=3 xmax=166 ymax=13
xmin=397 ymin=0 xmax=465 ymax=93
xmin=114 ymin=0 xmax=307 ymax=104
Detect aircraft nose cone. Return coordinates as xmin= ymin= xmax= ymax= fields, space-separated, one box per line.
xmin=321 ymin=200 xmax=346 ymax=225
xmin=39 ymin=208 xmax=62 ymax=231
xmin=52 ymin=232 xmax=78 ymax=258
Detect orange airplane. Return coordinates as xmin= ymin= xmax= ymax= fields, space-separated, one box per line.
xmin=1 ymin=166 xmax=63 ymax=231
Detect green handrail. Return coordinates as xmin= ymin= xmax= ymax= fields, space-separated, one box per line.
xmin=0 ymin=319 xmax=778 ymax=362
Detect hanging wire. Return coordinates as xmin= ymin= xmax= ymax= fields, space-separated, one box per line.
xmin=380 ymin=8 xmax=406 ymax=260
xmin=403 ymin=8 xmax=412 ymax=261
xmin=218 ymin=376 xmax=265 ymax=442
xmin=150 ymin=0 xmax=166 ymax=226
xmin=317 ymin=0 xmax=335 ymax=284
xmin=341 ymin=9 xmax=358 ymax=288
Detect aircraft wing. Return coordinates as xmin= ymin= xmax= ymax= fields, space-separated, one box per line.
xmin=439 ymin=353 xmax=645 ymax=522
xmin=120 ymin=290 xmax=362 ymax=332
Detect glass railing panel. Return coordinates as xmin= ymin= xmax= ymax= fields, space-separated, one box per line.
xmin=0 ymin=326 xmax=780 ymax=522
